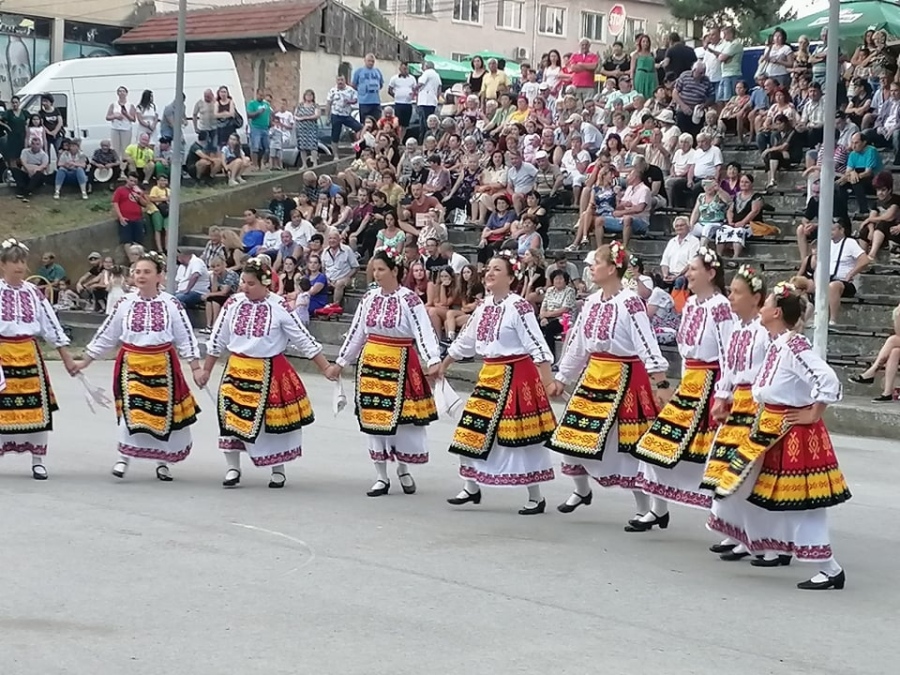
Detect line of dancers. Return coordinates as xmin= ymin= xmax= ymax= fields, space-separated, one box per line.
xmin=0 ymin=237 xmax=851 ymax=590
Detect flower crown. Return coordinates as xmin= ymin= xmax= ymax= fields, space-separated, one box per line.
xmin=609 ymin=240 xmax=627 ymax=269
xmin=139 ymin=250 xmax=166 ymax=270
xmin=381 ymin=245 xmax=400 ymax=262
xmin=1 ymin=238 xmax=28 ymax=252
xmin=735 ymin=264 xmax=764 ymax=293
xmin=244 ymin=256 xmax=273 ymax=286
xmin=499 ymin=249 xmax=524 ymax=279
xmin=773 ymin=281 xmax=798 ymax=300
xmin=697 ymin=246 xmax=721 ymax=269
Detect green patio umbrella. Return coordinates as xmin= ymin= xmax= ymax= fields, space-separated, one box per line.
xmin=408 ymin=42 xmax=434 ymax=55
xmin=465 ymin=49 xmax=510 ymax=63
xmin=759 ymin=0 xmax=900 ymax=42
xmin=409 ymin=56 xmax=469 ymax=83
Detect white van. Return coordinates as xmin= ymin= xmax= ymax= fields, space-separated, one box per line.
xmin=14 ymin=52 xmax=246 ymax=157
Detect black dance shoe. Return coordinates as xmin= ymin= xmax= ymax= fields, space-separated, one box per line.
xmin=709 ymin=543 xmax=736 ymax=554
xmin=222 ymin=469 xmax=241 ymax=487
xmin=797 ymin=570 xmax=846 ymax=590
xmin=624 ymin=511 xmax=670 ymax=532
xmin=518 ymin=499 xmax=546 ymax=516
xmin=848 ymin=374 xmax=874 ymax=384
xmin=397 ymin=472 xmax=417 ymax=495
xmin=719 ymin=550 xmax=751 ymax=561
xmin=447 ymin=489 xmax=481 ymax=505
xmin=557 ymin=491 xmax=593 ymax=513
xmin=366 ymin=479 xmax=390 ymax=497
xmin=156 ymin=465 xmax=173 ymax=482
xmin=268 ymin=471 xmax=286 ymax=489
xmin=751 ymin=555 xmax=792 ymax=567
xmin=32 ymin=465 xmax=48 ymax=481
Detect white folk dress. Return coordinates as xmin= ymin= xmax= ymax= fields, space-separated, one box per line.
xmin=0 ymin=280 xmax=70 ymax=458
xmin=553 ymin=288 xmax=668 ymax=489
xmin=637 ymin=293 xmax=735 ymax=508
xmin=85 ymin=292 xmax=200 ymax=463
xmin=710 ymin=331 xmax=845 ymax=563
xmin=447 ymin=293 xmax=556 ymax=487
xmin=336 ymin=286 xmax=442 ymax=465
xmin=208 ymin=293 xmax=323 ymax=467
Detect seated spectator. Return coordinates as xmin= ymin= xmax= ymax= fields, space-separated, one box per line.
xmin=222 ymin=133 xmax=250 ymax=186
xmin=443 ymin=155 xmax=482 ymax=217
xmin=862 ymin=80 xmax=900 ymax=167
xmin=477 ymin=195 xmax=517 ymax=268
xmin=657 ymin=215 xmax=699 ymax=290
xmin=54 ymin=138 xmax=89 ymax=200
xmin=200 ymin=226 xmax=225 ymax=266
xmin=199 ymin=256 xmax=238 ymax=332
xmin=689 ymin=178 xmax=731 ymax=245
xmin=402 ymin=182 xmax=445 ymax=245
xmin=185 ymin=132 xmax=222 ymax=186
xmin=12 ymin=136 xmax=49 ymax=202
xmin=471 ymin=150 xmax=508 ymax=224
xmin=759 ymin=114 xmax=803 ymax=189
xmin=797 ymin=81 xmax=825 ymax=146
xmin=506 ymin=151 xmax=538 ymax=213
xmin=269 ymin=186 xmax=298 ymax=225
xmin=294 ymin=277 xmax=312 ymax=327
xmin=719 ymin=80 xmax=752 ymax=144
xmin=75 ymin=252 xmax=107 ymax=312
xmin=36 ymin=252 xmax=67 ymax=297
xmin=686 ymin=131 xmax=723 ymax=201
xmin=646 ymin=283 xmax=680 ymax=344
xmin=220 ymin=228 xmax=246 ymax=272
xmin=422 ymin=154 xmax=451 ymax=200
xmin=664 ymin=133 xmax=695 ymax=208
xmin=439 ymin=241 xmax=469 ymax=274
xmin=837 ymin=132 xmax=882 ymax=216
xmin=304 ymin=253 xmax=330 ymax=314
xmin=442 ymin=264 xmax=484 ymax=342
xmin=549 ymin=251 xmax=579 ymax=281
xmin=599 ymin=166 xmax=651 ymax=247
xmin=748 ymin=76 xmax=776 ymax=140
xmin=278 ymin=255 xmax=303 ymax=309
xmin=513 ymin=214 xmax=544 ymax=256
xmin=153 ymin=137 xmax=172 ymax=179
xmin=560 ymin=134 xmax=591 ymax=205
xmin=322 ymin=229 xmax=359 ymax=307
xmin=720 ymin=161 xmax=742 ymax=198
xmin=700 ymin=110 xmax=724 ymax=146
xmin=721 ymin=173 xmax=764 ymax=258
xmin=520 ymin=248 xmax=547 ymax=307
xmin=570 ymin=164 xmax=617 ymax=250
xmin=241 ymin=209 xmax=265 ymax=254
xmin=272 ymin=229 xmax=302 ymax=273
xmin=52 ymin=279 xmax=82 ymax=311
xmin=427 ymin=267 xmax=461 ymax=342
xmin=856 ymin=170 xmax=900 ymax=260
xmin=539 ymin=270 xmax=576 ymax=362
xmin=174 ymin=250 xmax=210 ymax=308
xmin=804 ymin=219 xmax=869 ymax=325
xmin=848 ymin=301 xmax=900 ymax=402
xmin=632 ymin=155 xmax=666 ymax=211
xmin=124 ymin=133 xmax=155 ymax=185
xmin=845 ymin=78 xmax=873 ymax=128
xmin=284 ymin=209 xmax=317 ymax=253
xmin=88 ymin=139 xmax=121 ymax=193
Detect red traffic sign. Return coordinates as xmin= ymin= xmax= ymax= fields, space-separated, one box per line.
xmin=608 ymin=4 xmax=627 ymax=37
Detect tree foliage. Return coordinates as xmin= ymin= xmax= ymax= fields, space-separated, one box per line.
xmin=359 ymin=2 xmax=405 ymax=39
xmin=664 ymin=0 xmax=796 ymax=41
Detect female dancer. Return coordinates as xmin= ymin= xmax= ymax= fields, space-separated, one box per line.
xmin=203 ymin=257 xmax=334 ymax=488
xmin=77 ymin=251 xmax=203 ymax=481
xmin=328 ymin=249 xmax=441 ymax=496
xmin=0 ymin=238 xmax=76 ymax=479
xmin=545 ymin=242 xmax=668 ymax=520
xmin=630 ymin=247 xmax=734 ymax=531
xmin=439 ymin=254 xmax=557 ymax=515
xmin=712 ymin=282 xmax=851 ymax=590
xmin=701 ymin=265 xmax=772 ymax=560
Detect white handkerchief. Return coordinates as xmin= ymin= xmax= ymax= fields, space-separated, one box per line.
xmin=0 ymin=364 xmax=6 ymax=392
xmin=434 ymin=378 xmax=463 ymax=419
xmin=333 ymin=379 xmax=347 ymax=416
xmin=77 ymin=373 xmax=112 ymax=414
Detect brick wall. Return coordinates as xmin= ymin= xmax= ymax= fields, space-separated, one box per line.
xmin=232 ymin=48 xmax=302 ymax=107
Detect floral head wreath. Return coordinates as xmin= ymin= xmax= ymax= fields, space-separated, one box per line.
xmin=697 ymin=246 xmax=721 ymax=269
xmin=381 ymin=245 xmax=400 ymax=262
xmin=498 ymin=249 xmax=524 ymax=279
xmin=139 ymin=250 xmax=166 ymax=271
xmin=735 ymin=264 xmax=764 ymax=293
xmin=1 ymin=238 xmax=28 ymax=252
xmin=244 ymin=256 xmax=273 ymax=286
xmin=772 ymin=281 xmax=798 ymax=300
xmin=608 ymin=240 xmax=627 ymax=270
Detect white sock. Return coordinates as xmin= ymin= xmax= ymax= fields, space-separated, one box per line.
xmin=563 ymin=474 xmax=591 ymax=505
xmin=760 ymin=550 xmax=778 ymax=561
xmin=225 ymin=451 xmax=241 ymax=471
xmin=639 ymin=498 xmax=668 ymax=522
xmin=270 ymin=463 xmax=285 ymax=476
xmin=632 ymin=490 xmax=650 ymax=515
xmin=720 ymin=537 xmax=737 ymax=547
xmin=396 ymin=460 xmax=409 ymax=476
xmin=732 ymin=544 xmax=749 ymax=555
xmin=32 ymin=453 xmax=44 ymax=467
xmin=821 ymin=558 xmax=842 ymax=576
xmin=374 ymin=461 xmax=389 ymax=482
xmin=527 ymin=485 xmax=542 ymax=503
xmin=464 ymin=479 xmax=478 ymax=493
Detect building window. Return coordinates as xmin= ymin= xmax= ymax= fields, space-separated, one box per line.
xmin=254 ymin=59 xmax=267 ymax=90
xmin=451 ymin=52 xmax=470 ymax=62
xmin=623 ymin=18 xmax=647 ymax=45
xmin=378 ymin=0 xmax=389 ymax=9
xmin=453 ymin=0 xmax=480 ymax=24
xmin=407 ymin=0 xmax=433 ymax=16
xmin=497 ymin=0 xmax=524 ymax=31
xmin=538 ymin=5 xmax=565 ymax=37
xmin=580 ymin=11 xmax=604 ymax=41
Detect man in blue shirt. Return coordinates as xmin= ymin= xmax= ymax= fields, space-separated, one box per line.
xmin=837 ymin=132 xmax=882 ymax=216
xmin=352 ymin=53 xmax=384 ymax=122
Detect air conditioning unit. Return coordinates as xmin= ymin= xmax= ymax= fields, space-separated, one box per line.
xmin=513 ymin=47 xmax=530 ymax=61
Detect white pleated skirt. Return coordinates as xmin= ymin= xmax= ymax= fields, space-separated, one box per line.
xmin=558 ymin=421 xmax=641 ymax=491
xmin=118 ymin=422 xmax=192 ymax=464
xmin=367 ymin=426 xmax=429 ymax=464
xmin=638 ymin=460 xmax=713 ymax=510
xmin=219 ymin=429 xmax=304 ymax=468
xmin=459 ymin=442 xmax=555 ymax=487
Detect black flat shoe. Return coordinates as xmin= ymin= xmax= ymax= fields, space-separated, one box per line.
xmin=156 ymin=465 xmax=173 ymax=482
xmin=624 ymin=511 xmax=670 ymax=532
xmin=268 ymin=471 xmax=286 ymax=489
xmin=872 ymin=394 xmax=893 ymax=402
xmin=518 ymin=499 xmax=546 ymax=515
xmin=849 ymin=374 xmax=875 ymax=384
xmin=223 ymin=469 xmax=241 ymax=487
xmin=111 ymin=461 xmax=128 ymax=479
xmin=751 ymin=555 xmax=792 ymax=567
xmin=719 ymin=550 xmax=751 ymax=561
xmin=447 ymin=489 xmax=481 ymax=505
xmin=709 ymin=543 xmax=736 ymax=554
xmin=557 ymin=491 xmax=593 ymax=513
xmin=397 ymin=472 xmax=416 ymax=495
xmin=797 ymin=570 xmax=846 ymax=590
xmin=32 ymin=465 xmax=48 ymax=481
xmin=366 ymin=479 xmax=390 ymax=497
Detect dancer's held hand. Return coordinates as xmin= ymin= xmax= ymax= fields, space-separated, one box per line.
xmin=193 ymin=368 xmax=210 ymax=388
xmin=324 ymin=364 xmax=341 ymax=381
xmin=544 ymin=380 xmax=564 ymax=398
xmin=426 ymin=363 xmax=441 ymax=379
xmin=64 ymin=357 xmax=81 ymax=377
xmin=711 ymin=398 xmax=730 ymax=423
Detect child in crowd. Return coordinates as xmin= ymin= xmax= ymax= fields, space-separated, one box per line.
xmin=106 ymin=265 xmax=128 ymax=313
xmin=53 ymin=279 xmax=82 ymax=311
xmin=294 ymin=277 xmax=311 ymax=326
xmin=268 ymin=123 xmax=283 ymax=170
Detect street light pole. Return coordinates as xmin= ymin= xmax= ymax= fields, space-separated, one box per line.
xmin=165 ymin=0 xmax=188 ymax=291
xmin=812 ymin=4 xmax=841 ymax=358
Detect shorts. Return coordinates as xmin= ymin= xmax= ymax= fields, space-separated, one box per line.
xmin=119 ymin=219 xmax=145 ymax=245
xmin=269 ymin=147 xmax=283 ymax=160
xmin=832 ymin=279 xmax=857 ymax=298
xmin=717 ymin=77 xmax=739 ymax=102
xmin=602 ymin=216 xmax=649 ymax=235
xmin=249 ymin=127 xmax=269 ymax=154
xmin=394 ymin=103 xmax=413 ymax=127
xmin=150 ymin=210 xmax=168 ymax=232
xmin=331 ymin=114 xmax=363 ymax=143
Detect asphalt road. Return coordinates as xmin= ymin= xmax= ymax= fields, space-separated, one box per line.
xmin=0 ymin=362 xmax=894 ymax=675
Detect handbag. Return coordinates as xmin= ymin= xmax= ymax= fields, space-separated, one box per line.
xmin=157 ymin=201 xmax=170 ymax=218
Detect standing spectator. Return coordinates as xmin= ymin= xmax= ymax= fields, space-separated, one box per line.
xmin=327 ymin=75 xmax=362 ymax=158
xmin=322 ymin=229 xmax=359 ymax=307
xmin=112 ymin=174 xmax=147 ymax=247
xmin=12 ymin=136 xmax=48 ymax=202
xmin=106 ymin=86 xmax=135 ymax=161
xmin=660 ymin=32 xmax=697 ymax=80
xmin=294 ymin=89 xmax=321 ymax=168
xmin=246 ymin=88 xmax=272 ymax=171
xmin=174 ymin=250 xmax=210 ymax=308
xmin=761 ymin=28 xmax=794 ymax=89
xmin=214 ymin=86 xmax=239 ymax=148
xmin=715 ymin=27 xmax=744 ymax=104
xmin=192 ymin=89 xmax=218 ymax=153
xmin=481 ymin=59 xmax=509 ymax=101
xmin=388 ymin=61 xmax=416 ymax=138
xmin=88 ymin=139 xmax=120 ymax=192
xmin=699 ymin=28 xmax=723 ymax=108
xmin=159 ymin=95 xmax=184 ymax=142
xmin=416 ymin=61 xmax=443 ymax=140
xmin=600 ymin=41 xmax=631 ymax=79
xmin=53 ymin=137 xmax=88 ymax=200
xmin=673 ymin=62 xmax=715 ymax=136
xmin=2 ymin=96 xmax=26 ymax=169
xmin=40 ymin=94 xmax=65 ymax=165
xmin=569 ymin=39 xmax=599 ymax=102
xmin=124 ymin=133 xmax=155 ymax=185
xmin=148 ymin=175 xmax=171 ymax=253
xmin=135 ymin=90 xmax=159 ymax=143
xmin=631 ymin=35 xmax=657 ymax=100
xmin=353 ymin=53 xmax=385 ymax=121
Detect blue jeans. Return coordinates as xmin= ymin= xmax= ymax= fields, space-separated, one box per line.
xmin=330 ymin=114 xmax=362 ymax=143
xmin=176 ymin=290 xmax=203 ymax=308
xmin=602 ymin=216 xmax=649 ymax=235
xmin=717 ymin=77 xmax=739 ymax=102
xmin=55 ymin=167 xmax=87 ymax=189
xmin=249 ymin=127 xmax=269 ymax=154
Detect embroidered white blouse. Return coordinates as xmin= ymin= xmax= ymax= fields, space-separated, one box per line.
xmin=675 ymin=293 xmax=735 ymax=364
xmin=84 ymin=292 xmax=200 ymax=360
xmin=448 ymin=293 xmax=553 ymax=363
xmin=714 ymin=316 xmax=770 ymax=401
xmin=555 ymin=288 xmax=668 ymax=386
xmin=0 ymin=279 xmax=70 ymax=347
xmin=753 ymin=331 xmax=842 ymax=407
xmin=208 ymin=292 xmax=322 ymax=360
xmin=335 ymin=286 xmax=442 ymax=368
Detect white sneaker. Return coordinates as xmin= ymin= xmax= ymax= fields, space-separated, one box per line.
xmin=53 ymin=192 xmax=60 ymax=199
xmin=81 ymin=192 xmax=88 ymax=200
xmin=228 ymin=179 xmax=238 ymax=187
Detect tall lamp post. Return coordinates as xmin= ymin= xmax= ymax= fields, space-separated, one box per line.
xmin=165 ymin=0 xmax=188 ymax=291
